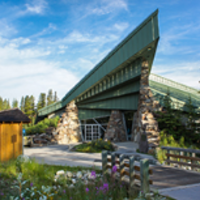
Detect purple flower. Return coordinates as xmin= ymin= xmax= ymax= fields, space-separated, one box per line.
xmin=70 ymin=197 xmax=72 ymax=199
xmin=63 ymin=189 xmax=66 ymax=193
xmin=91 ymin=171 xmax=96 ymax=178
xmin=0 ymin=192 xmax=4 ymax=196
xmin=112 ymin=165 xmax=117 ymax=173
xmin=86 ymin=188 xmax=89 ymax=193
xmin=30 ymin=182 xmax=33 ymax=187
xmin=103 ymin=183 xmax=109 ymax=191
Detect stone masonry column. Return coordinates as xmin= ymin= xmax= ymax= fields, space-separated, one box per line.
xmin=131 ymin=60 xmax=160 ymax=152
xmin=104 ymin=110 xmax=127 ymax=142
xmin=55 ymin=101 xmax=82 ymax=144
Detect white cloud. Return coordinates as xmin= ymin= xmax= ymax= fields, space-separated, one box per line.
xmin=25 ymin=0 xmax=48 ymax=15
xmin=91 ymin=0 xmax=128 ymax=15
xmin=32 ymin=23 xmax=57 ymax=38
xmin=152 ymin=62 xmax=200 ymax=89
xmin=62 ymin=30 xmax=119 ymax=44
xmin=0 ymin=35 xmax=79 ymax=102
xmin=113 ymin=22 xmax=129 ymax=32
xmin=0 ymin=19 xmax=17 ymax=37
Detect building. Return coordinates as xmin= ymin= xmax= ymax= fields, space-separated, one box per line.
xmin=36 ymin=10 xmax=200 ymax=147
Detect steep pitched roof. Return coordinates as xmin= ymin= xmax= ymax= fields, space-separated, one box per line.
xmin=0 ymin=108 xmax=31 ymax=123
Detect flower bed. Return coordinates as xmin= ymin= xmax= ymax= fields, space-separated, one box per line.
xmin=0 ymin=156 xmax=169 ymax=200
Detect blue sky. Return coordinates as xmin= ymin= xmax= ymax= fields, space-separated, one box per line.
xmin=0 ymin=0 xmax=199 ymax=103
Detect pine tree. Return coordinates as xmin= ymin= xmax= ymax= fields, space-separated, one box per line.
xmin=2 ymin=99 xmax=10 ymax=110
xmin=37 ymin=93 xmax=46 ymax=110
xmin=20 ymin=97 xmax=25 ymax=112
xmin=53 ymin=91 xmax=58 ymax=102
xmin=30 ymin=95 xmax=35 ymax=117
xmin=0 ymin=97 xmax=3 ymax=110
xmin=12 ymin=99 xmax=18 ymax=108
xmin=24 ymin=96 xmax=32 ymax=117
xmin=47 ymin=89 xmax=53 ymax=106
xmin=7 ymin=100 xmax=11 ymax=109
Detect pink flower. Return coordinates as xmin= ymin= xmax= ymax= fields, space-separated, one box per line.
xmin=112 ymin=165 xmax=117 ymax=173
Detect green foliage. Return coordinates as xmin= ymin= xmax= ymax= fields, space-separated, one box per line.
xmin=0 ymin=159 xmax=168 ymax=200
xmin=155 ymin=130 xmax=198 ymax=163
xmin=12 ymin=98 xmax=18 ymax=108
xmin=74 ymin=139 xmax=115 ymax=153
xmin=53 ymin=91 xmax=58 ymax=102
xmin=0 ymin=96 xmax=3 ymax=110
xmin=20 ymin=96 xmax=25 ymax=112
xmin=37 ymin=93 xmax=46 ymax=110
xmin=47 ymin=89 xmax=54 ymax=106
xmin=156 ymin=92 xmax=200 ymax=147
xmin=25 ymin=116 xmax=60 ymax=135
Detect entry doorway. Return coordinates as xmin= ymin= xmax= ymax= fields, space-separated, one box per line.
xmin=82 ymin=124 xmax=101 ymax=141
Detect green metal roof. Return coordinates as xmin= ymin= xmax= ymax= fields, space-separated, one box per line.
xmin=38 ymin=9 xmax=159 ymax=117
xmin=149 ymin=73 xmax=200 ymax=112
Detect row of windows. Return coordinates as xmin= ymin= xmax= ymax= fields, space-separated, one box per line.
xmin=76 ymin=61 xmax=141 ymax=102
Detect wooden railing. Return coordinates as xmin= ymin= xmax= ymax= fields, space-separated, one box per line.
xmin=161 ymin=146 xmax=200 ymax=171
xmin=102 ymin=151 xmax=153 ymax=193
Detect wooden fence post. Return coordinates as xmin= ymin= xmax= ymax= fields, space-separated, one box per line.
xmin=119 ymin=154 xmax=124 ymax=182
xmin=129 ymin=156 xmax=135 ymax=194
xmin=167 ymin=149 xmax=170 ymax=165
xmin=102 ymin=151 xmax=108 ymax=176
xmin=111 ymin=152 xmax=115 ymax=169
xmin=140 ymin=159 xmax=149 ymax=194
xmin=191 ymin=152 xmax=196 ymax=171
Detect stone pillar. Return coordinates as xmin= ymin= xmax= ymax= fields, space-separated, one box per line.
xmin=131 ymin=60 xmax=160 ymax=152
xmin=104 ymin=110 xmax=127 ymax=142
xmin=55 ymin=101 xmax=81 ymax=144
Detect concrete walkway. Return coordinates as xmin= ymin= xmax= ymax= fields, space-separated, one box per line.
xmin=24 ymin=142 xmax=139 ymax=168
xmin=159 ymin=183 xmax=200 ymax=200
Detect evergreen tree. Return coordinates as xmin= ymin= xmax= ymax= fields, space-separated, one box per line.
xmin=7 ymin=100 xmax=11 ymax=109
xmin=24 ymin=96 xmax=32 ymax=117
xmin=185 ymin=96 xmax=199 ymax=134
xmin=2 ymin=99 xmax=10 ymax=110
xmin=0 ymin=97 xmax=3 ymax=110
xmin=30 ymin=95 xmax=35 ymax=117
xmin=20 ymin=96 xmax=25 ymax=112
xmin=47 ymin=89 xmax=53 ymax=106
xmin=12 ymin=99 xmax=18 ymax=108
xmin=53 ymin=91 xmax=58 ymax=102
xmin=37 ymin=93 xmax=46 ymax=110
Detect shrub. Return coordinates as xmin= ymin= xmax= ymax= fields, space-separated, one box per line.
xmin=74 ymin=139 xmax=115 ymax=153
xmin=25 ymin=116 xmax=60 ymax=135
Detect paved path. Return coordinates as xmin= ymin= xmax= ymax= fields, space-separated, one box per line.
xmin=159 ymin=183 xmax=200 ymax=200
xmin=24 ymin=142 xmax=140 ymax=168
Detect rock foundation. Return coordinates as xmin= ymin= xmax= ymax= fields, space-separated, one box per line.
xmin=131 ymin=60 xmax=161 ymax=151
xmin=104 ymin=110 xmax=127 ymax=142
xmin=55 ymin=101 xmax=81 ymax=144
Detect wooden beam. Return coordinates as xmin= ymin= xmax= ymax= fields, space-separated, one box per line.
xmin=165 ymin=159 xmax=200 ymax=169
xmin=166 ymin=153 xmax=200 ymax=162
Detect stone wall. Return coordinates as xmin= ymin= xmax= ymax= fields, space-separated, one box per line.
xmin=104 ymin=110 xmax=127 ymax=142
xmin=131 ymin=60 xmax=161 ymax=151
xmin=55 ymin=101 xmax=82 ymax=144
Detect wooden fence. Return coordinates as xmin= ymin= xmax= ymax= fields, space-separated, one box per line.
xmin=102 ymin=151 xmax=153 ymax=193
xmin=161 ymin=146 xmax=200 ymax=171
